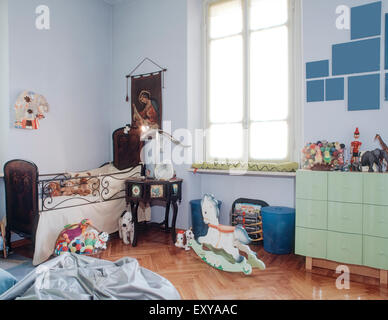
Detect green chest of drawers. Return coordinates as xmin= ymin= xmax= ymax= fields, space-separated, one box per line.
xmin=296 ymin=170 xmax=388 ymax=280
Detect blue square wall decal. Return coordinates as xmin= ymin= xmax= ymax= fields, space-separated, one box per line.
xmin=351 ymin=1 xmax=381 ymax=40
xmin=306 ymin=60 xmax=329 ymax=79
xmin=326 ymin=78 xmax=344 ymax=101
xmin=348 ymin=74 xmax=380 ymax=111
xmin=385 ymin=14 xmax=388 ymax=69
xmin=307 ymin=80 xmax=324 ymax=102
xmin=385 ymin=73 xmax=388 ymax=101
xmin=332 ymin=38 xmax=380 ymax=75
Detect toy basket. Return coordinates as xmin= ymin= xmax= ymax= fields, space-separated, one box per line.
xmin=231 ymin=198 xmax=269 ymax=244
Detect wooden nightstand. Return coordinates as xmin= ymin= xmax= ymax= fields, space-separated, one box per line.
xmin=125 ymin=178 xmax=183 ymax=246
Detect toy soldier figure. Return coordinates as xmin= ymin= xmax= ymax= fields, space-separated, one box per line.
xmin=350 ymin=127 xmax=362 ymax=172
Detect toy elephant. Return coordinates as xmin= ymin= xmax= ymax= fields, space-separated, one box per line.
xmin=361 ymin=149 xmax=388 ymax=172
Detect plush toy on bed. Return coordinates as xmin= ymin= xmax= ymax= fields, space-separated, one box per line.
xmin=54 ymin=219 xmax=109 ymax=256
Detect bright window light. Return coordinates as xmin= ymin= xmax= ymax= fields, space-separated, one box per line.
xmin=209 ymin=35 xmax=243 ymax=123
xmin=209 ymin=0 xmax=243 ymax=39
xmin=206 ymin=0 xmax=292 ymax=162
xmin=209 ymin=123 xmax=244 ymax=159
xmin=250 ymin=0 xmax=288 ymax=30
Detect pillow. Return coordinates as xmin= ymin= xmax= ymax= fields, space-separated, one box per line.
xmin=0 ymin=269 xmax=17 ymax=296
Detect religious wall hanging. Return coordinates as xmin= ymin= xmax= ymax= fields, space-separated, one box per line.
xmin=125 ymin=58 xmax=167 ymax=130
xmin=14 ymin=90 xmax=50 ymax=130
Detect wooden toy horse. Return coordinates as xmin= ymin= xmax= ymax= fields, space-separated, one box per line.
xmin=189 ymin=194 xmax=265 ymax=275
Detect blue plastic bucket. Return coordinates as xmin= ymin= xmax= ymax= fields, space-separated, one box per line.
xmin=262 ymin=206 xmax=295 ymax=254
xmin=190 ymin=199 xmax=222 ymax=240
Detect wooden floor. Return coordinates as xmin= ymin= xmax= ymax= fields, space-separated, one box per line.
xmin=14 ymin=226 xmax=388 ymax=300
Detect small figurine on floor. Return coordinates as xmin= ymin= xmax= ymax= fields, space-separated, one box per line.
xmin=184 ymin=228 xmax=194 ymax=251
xmin=175 ymin=229 xmax=195 ymax=250
xmin=95 ymin=232 xmax=109 ymax=250
xmin=119 ymin=210 xmax=135 ymax=245
xmin=350 ymin=127 xmax=362 ymax=172
xmin=175 ymin=230 xmax=185 ymax=248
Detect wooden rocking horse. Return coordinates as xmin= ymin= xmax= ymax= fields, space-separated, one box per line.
xmin=189 ymin=194 xmax=265 ymax=275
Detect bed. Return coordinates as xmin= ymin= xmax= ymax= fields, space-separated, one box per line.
xmin=3 ymin=127 xmax=148 ymax=266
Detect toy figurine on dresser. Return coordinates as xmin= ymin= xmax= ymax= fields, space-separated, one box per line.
xmin=361 ymin=149 xmax=388 ymax=172
xmin=350 ymin=128 xmax=362 ymax=172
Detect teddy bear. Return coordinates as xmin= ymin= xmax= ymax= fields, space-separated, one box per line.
xmin=74 ymin=173 xmax=92 ymax=197
xmin=48 ymin=182 xmax=62 ymax=197
xmin=61 ymin=180 xmax=76 ymax=196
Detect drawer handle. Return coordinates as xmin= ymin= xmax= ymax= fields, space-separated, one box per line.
xmin=341 ymin=247 xmax=348 ymax=251
xmin=379 ymin=251 xmax=385 ymax=256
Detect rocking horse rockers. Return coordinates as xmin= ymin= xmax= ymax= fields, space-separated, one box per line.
xmin=189 ymin=194 xmax=265 ymax=275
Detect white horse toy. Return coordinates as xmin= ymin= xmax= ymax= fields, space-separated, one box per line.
xmin=189 ymin=194 xmax=265 ymax=275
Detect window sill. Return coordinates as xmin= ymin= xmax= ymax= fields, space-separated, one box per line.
xmin=188 ymin=168 xmax=296 ymax=178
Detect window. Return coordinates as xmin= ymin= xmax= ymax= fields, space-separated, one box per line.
xmin=205 ymin=0 xmax=299 ymax=162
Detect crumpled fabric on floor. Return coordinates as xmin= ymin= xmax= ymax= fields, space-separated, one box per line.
xmin=0 ymin=253 xmax=181 ymax=300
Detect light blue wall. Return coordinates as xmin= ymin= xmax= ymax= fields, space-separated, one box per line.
xmin=303 ymin=0 xmax=388 ymax=152
xmin=111 ymin=0 xmax=297 ymax=227
xmin=112 ymin=0 xmax=202 ymax=229
xmin=6 ymin=0 xmax=113 ymax=174
xmin=0 ymin=0 xmax=113 ymax=221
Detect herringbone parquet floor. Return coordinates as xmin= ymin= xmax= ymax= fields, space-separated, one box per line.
xmin=13 ymin=225 xmax=388 ymax=300
xmin=98 ymin=226 xmax=388 ymax=300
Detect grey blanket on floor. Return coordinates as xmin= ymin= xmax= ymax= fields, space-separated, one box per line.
xmin=0 ymin=253 xmax=181 ymax=300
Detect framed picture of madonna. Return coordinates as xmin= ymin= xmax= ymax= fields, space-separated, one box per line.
xmin=131 ymin=72 xmax=162 ymax=130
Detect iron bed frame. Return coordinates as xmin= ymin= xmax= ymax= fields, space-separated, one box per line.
xmin=3 ymin=126 xmax=144 ymax=253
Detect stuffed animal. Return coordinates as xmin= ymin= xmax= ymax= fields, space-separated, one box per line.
xmin=175 ymin=229 xmax=195 ymax=250
xmin=175 ymin=231 xmax=185 ymax=248
xmin=118 ymin=210 xmax=135 ymax=245
xmin=184 ymin=228 xmax=195 ymax=251
xmin=54 ymin=241 xmax=69 ymax=256
xmin=314 ymin=146 xmax=323 ymax=164
xmin=77 ymin=177 xmax=92 ymax=196
xmin=69 ymin=238 xmax=85 ymax=254
xmin=361 ymin=149 xmax=388 ymax=172
xmin=54 ymin=220 xmax=108 ymax=257
xmin=56 ymin=219 xmax=91 ymax=247
xmin=61 ymin=180 xmax=77 ymax=196
xmin=48 ymin=182 xmax=62 ymax=197
xmin=95 ymin=232 xmax=109 ymax=250
xmin=74 ymin=173 xmax=92 ymax=197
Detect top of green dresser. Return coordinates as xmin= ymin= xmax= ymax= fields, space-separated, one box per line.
xmin=297 ymin=170 xmax=388 ymax=205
